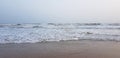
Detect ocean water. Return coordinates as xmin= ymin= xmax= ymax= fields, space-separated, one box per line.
xmin=0 ymin=23 xmax=120 ymax=43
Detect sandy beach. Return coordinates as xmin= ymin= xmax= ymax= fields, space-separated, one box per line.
xmin=0 ymin=40 xmax=120 ymax=58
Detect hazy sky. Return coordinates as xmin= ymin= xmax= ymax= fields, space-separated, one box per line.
xmin=0 ymin=0 xmax=120 ymax=23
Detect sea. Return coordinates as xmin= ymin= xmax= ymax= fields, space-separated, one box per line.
xmin=0 ymin=23 xmax=120 ymax=43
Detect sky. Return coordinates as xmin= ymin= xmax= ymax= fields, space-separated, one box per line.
xmin=0 ymin=0 xmax=120 ymax=23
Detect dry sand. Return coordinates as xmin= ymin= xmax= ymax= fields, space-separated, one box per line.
xmin=0 ymin=40 xmax=120 ymax=58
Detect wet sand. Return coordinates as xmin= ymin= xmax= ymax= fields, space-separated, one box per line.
xmin=0 ymin=40 xmax=120 ymax=58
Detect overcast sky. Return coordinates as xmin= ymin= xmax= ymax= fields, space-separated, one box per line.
xmin=0 ymin=0 xmax=120 ymax=23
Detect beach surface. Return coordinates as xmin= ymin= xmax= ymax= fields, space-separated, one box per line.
xmin=0 ymin=40 xmax=120 ymax=58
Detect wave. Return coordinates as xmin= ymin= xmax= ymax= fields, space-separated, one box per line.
xmin=0 ymin=29 xmax=120 ymax=43
xmin=0 ymin=23 xmax=120 ymax=29
xmin=0 ymin=23 xmax=120 ymax=44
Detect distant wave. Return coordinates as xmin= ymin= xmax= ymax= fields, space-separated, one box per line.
xmin=0 ymin=23 xmax=120 ymax=29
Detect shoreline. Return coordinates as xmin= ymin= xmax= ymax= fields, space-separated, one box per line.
xmin=0 ymin=40 xmax=120 ymax=58
xmin=0 ymin=39 xmax=120 ymax=44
